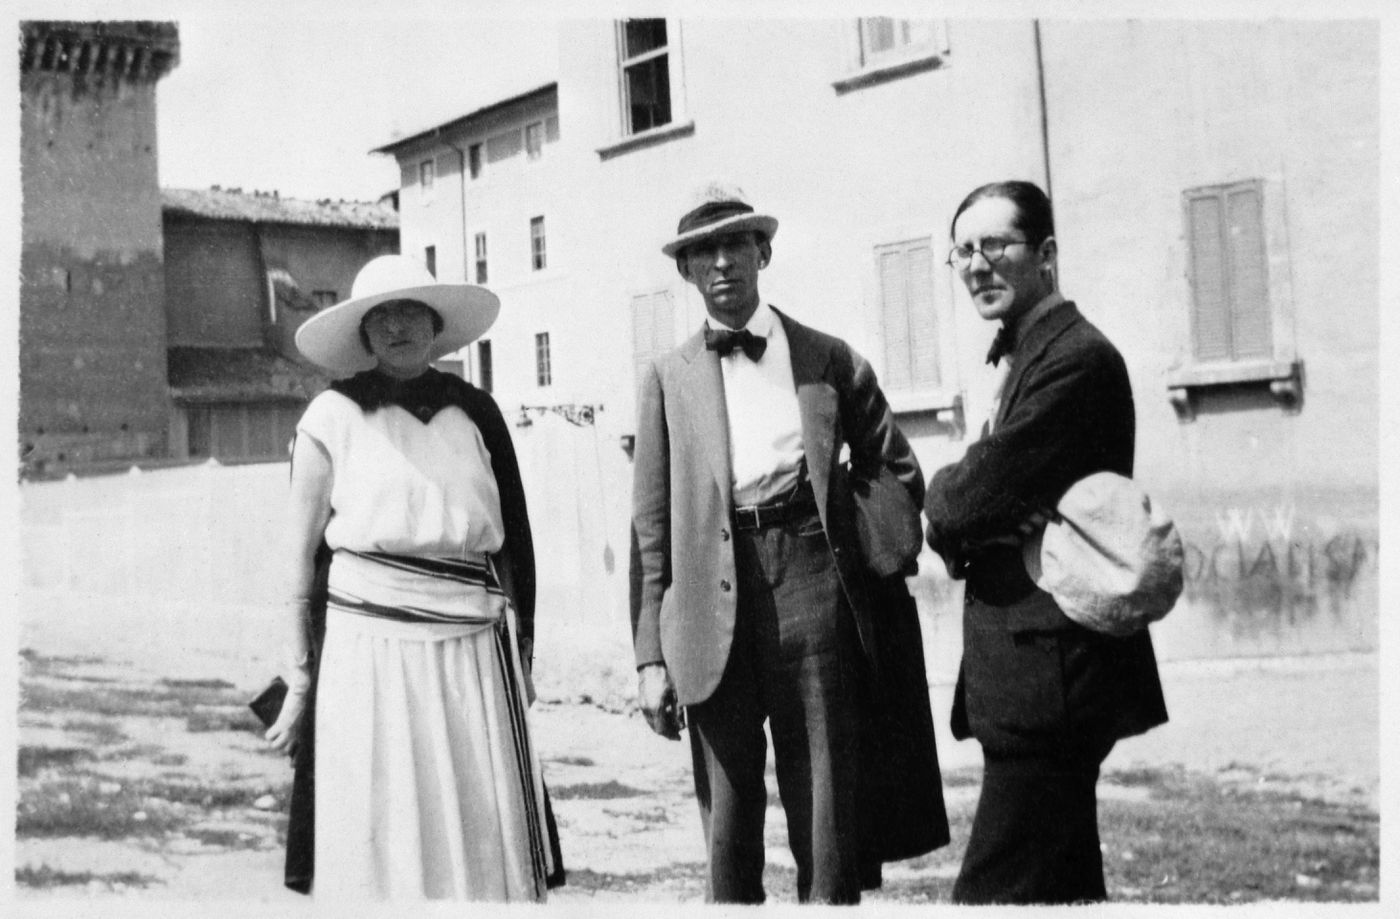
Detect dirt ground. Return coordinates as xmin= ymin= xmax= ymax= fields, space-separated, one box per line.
xmin=13 ymin=591 xmax=1381 ymax=909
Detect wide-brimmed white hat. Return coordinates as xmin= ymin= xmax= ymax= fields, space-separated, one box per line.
xmin=295 ymin=255 xmax=499 ymax=376
xmin=661 ymin=181 xmax=779 ymax=258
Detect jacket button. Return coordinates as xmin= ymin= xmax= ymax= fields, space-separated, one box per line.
xmin=721 ymin=528 xmax=730 ymax=541
xmin=720 ymin=580 xmax=731 ymax=592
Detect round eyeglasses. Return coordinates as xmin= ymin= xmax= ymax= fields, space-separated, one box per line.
xmin=946 ymin=237 xmax=1031 ymax=269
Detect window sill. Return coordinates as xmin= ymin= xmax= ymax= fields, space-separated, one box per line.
xmin=888 ymin=388 xmax=964 ymax=436
xmin=1166 ymin=358 xmax=1303 ymax=421
xmin=832 ymin=51 xmax=947 ymax=95
xmin=596 ymin=120 xmax=696 ymax=161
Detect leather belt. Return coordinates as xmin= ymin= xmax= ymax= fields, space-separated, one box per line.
xmin=731 ymin=488 xmax=819 ymax=532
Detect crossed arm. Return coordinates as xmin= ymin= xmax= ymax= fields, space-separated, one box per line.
xmin=924 ymin=340 xmax=1132 ymax=573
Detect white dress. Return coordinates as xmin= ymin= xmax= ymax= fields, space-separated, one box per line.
xmin=297 ymin=390 xmax=551 ymax=901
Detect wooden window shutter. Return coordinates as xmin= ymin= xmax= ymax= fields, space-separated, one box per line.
xmin=906 ymin=241 xmax=941 ymax=387
xmin=1187 ymin=182 xmax=1272 ymax=362
xmin=1187 ymin=192 xmax=1232 ymax=361
xmin=878 ymin=247 xmax=911 ymax=390
xmin=877 ymin=238 xmax=940 ymax=391
xmin=631 ymin=291 xmax=675 ymax=376
xmin=1225 ymin=185 xmax=1272 ymax=358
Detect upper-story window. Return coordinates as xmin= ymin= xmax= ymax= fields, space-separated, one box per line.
xmin=476 ymin=339 xmax=493 ymax=393
xmin=835 ymin=19 xmax=950 ymax=94
xmin=525 ymin=122 xmax=545 ymax=160
xmin=1167 ymin=178 xmax=1302 ymax=420
xmin=1184 ymin=181 xmax=1272 ymax=364
xmin=619 ymin=19 xmax=672 ymax=135
xmin=530 ymin=217 xmax=547 ymax=271
xmin=474 ymin=233 xmax=488 ymax=284
xmin=419 ymin=158 xmax=435 ymax=190
xmin=858 ymin=18 xmax=945 ymax=67
xmin=535 ymin=332 xmax=553 ymax=387
xmin=468 ymin=143 xmax=482 ymax=179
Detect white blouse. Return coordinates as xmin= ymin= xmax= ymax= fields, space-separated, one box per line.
xmin=296 ymin=390 xmax=506 ymax=559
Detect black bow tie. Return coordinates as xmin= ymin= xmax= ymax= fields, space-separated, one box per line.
xmin=986 ymin=325 xmax=1016 ymax=367
xmin=705 ymin=327 xmax=767 ymax=362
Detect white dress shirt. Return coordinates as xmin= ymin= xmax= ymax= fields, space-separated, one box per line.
xmin=707 ymin=303 xmax=805 ymax=506
xmin=986 ymin=291 xmax=1065 ymax=434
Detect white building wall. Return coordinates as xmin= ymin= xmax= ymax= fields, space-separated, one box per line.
xmin=387 ymin=17 xmax=1379 ymax=670
xmin=1042 ymin=20 xmax=1379 ymax=659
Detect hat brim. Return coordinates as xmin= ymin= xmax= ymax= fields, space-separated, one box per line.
xmin=295 ymin=282 xmax=500 ymax=377
xmin=662 ymin=213 xmax=779 ymax=258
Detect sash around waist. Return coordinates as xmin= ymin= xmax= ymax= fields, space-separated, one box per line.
xmin=328 ymin=548 xmax=506 ymax=631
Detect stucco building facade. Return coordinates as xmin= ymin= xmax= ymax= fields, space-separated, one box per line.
xmin=379 ymin=18 xmax=1379 ymax=665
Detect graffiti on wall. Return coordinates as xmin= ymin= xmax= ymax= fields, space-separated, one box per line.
xmin=1181 ymin=501 xmax=1377 ymax=640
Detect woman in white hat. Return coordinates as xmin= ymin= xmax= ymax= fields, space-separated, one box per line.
xmin=264 ymin=254 xmax=557 ymax=900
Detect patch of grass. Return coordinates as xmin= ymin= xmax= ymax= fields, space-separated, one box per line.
xmin=187 ymin=708 xmax=260 ymax=733
xmin=17 ymin=778 xmax=187 ymax=839
xmin=61 ymin=719 xmax=128 ymax=746
xmin=15 ymin=864 xmax=162 ymax=890
xmin=1100 ymin=776 xmax=1379 ymax=903
xmin=185 ymin=827 xmax=271 ymax=849
xmin=21 ymin=678 xmax=248 ymax=720
xmin=17 ymin=746 xmax=97 ymax=778
xmin=561 ymin=863 xmax=709 ymax=897
xmin=550 ymin=780 xmax=647 ymax=800
xmin=19 ymin=649 xmax=107 ymax=671
xmin=17 ymin=773 xmax=284 ymax=841
xmin=615 ymin=807 xmax=673 ymax=824
xmin=161 ymin=677 xmax=236 ymax=691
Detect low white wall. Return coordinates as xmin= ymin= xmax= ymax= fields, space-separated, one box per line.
xmin=18 ymin=454 xmax=639 ymax=706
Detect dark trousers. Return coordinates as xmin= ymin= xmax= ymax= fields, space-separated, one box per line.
xmin=685 ymin=509 xmax=863 ymax=904
xmin=953 ymin=740 xmax=1115 ymax=905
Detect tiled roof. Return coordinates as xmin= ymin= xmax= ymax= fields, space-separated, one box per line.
xmin=162 ymin=187 xmax=399 ymax=231
xmin=167 ymin=347 xmax=329 ymax=404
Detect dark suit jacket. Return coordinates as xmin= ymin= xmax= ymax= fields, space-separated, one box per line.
xmin=630 ymin=307 xmax=948 ymax=867
xmin=924 ymin=302 xmax=1167 ymax=757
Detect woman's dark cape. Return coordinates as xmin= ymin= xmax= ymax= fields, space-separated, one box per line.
xmin=283 ymin=369 xmax=565 ymax=893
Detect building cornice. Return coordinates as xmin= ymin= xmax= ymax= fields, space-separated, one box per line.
xmin=20 ymin=20 xmax=180 ymax=82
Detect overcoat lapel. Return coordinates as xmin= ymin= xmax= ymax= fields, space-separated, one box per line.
xmin=996 ymin=302 xmax=1081 ymax=427
xmin=677 ymin=332 xmax=734 ymax=507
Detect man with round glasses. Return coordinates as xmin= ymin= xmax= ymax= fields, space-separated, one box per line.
xmin=923 ymin=181 xmax=1168 ymax=904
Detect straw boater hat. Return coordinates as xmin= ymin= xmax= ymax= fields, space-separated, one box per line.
xmin=294 ymin=254 xmax=500 ymax=376
xmin=661 ymin=181 xmax=779 ymax=259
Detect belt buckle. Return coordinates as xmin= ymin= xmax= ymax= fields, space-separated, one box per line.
xmin=733 ymin=505 xmax=761 ymax=531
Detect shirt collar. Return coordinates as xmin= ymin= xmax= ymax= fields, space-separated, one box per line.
xmin=706 ymin=302 xmax=775 ymax=337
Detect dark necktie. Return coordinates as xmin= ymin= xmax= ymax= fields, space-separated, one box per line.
xmin=704 ymin=327 xmax=767 ymax=362
xmin=985 ymin=324 xmax=1016 ymax=367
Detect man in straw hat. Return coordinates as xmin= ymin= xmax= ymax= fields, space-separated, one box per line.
xmin=630 ymin=182 xmax=945 ymax=903
xmin=924 ymin=181 xmax=1167 ymax=904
